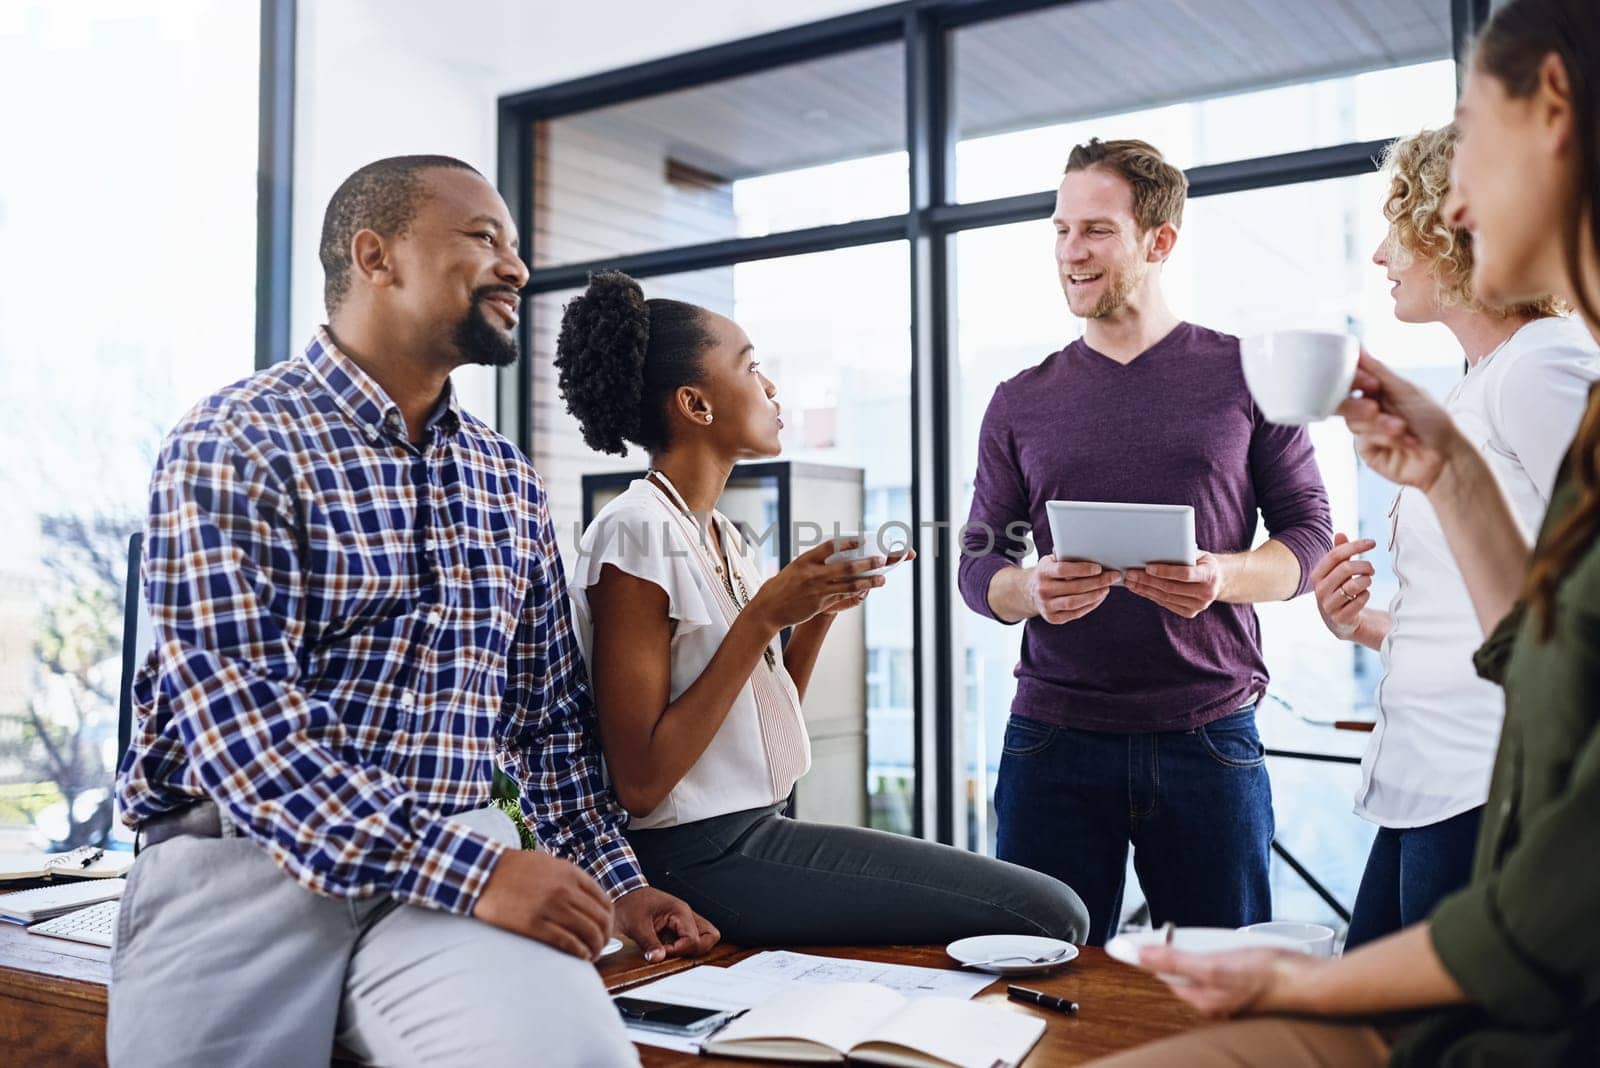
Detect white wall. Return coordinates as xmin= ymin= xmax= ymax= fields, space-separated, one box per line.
xmin=291 ymin=0 xmax=889 ymax=421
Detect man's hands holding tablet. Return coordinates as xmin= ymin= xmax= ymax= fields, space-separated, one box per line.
xmin=1023 ymin=556 xmax=1122 ymax=623
xmin=989 ymin=502 xmax=1233 ymax=622
xmin=998 ymin=552 xmax=1229 ymax=624
xmin=1124 ymin=553 xmax=1227 ymax=619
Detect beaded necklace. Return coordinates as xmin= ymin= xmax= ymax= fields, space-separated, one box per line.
xmin=647 ymin=468 xmax=777 ymax=672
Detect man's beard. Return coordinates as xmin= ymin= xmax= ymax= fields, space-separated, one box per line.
xmin=1070 ymin=259 xmax=1146 ymax=319
xmin=453 ymin=290 xmax=521 ymax=367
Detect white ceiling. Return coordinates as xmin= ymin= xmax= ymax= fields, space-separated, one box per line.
xmin=356 ymin=0 xmax=890 ymax=89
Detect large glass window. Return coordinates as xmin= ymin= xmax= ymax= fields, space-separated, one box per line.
xmin=515 ymin=0 xmax=1477 ymax=923
xmin=0 ymin=2 xmax=260 ymax=852
xmin=534 ymin=42 xmax=906 ymax=268
xmin=952 ymin=0 xmax=1453 ymax=202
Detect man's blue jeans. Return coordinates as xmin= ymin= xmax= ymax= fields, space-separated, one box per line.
xmin=994 ymin=705 xmax=1274 ymax=946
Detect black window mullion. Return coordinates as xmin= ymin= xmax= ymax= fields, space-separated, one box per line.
xmin=906 ymin=8 xmax=958 ymax=846
xmin=922 ymin=138 xmax=1397 ymax=236
xmin=254 ymin=0 xmax=296 ymax=371
xmin=1185 ymin=139 xmax=1394 ymax=198
xmin=520 ymin=214 xmax=910 ymax=296
xmin=497 ymin=105 xmax=534 ymax=457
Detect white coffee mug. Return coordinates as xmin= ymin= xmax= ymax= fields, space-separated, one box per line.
xmin=1238 ymin=921 xmax=1337 ymax=958
xmin=1240 ymin=330 xmax=1359 ymax=425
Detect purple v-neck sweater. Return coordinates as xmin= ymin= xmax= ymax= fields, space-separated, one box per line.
xmin=959 ymin=322 xmax=1332 ymax=733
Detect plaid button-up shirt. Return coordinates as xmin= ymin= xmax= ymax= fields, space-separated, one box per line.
xmin=116 ymin=330 xmax=645 ymax=914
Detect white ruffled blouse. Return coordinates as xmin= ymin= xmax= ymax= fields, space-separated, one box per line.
xmin=569 ymin=479 xmax=811 ymax=830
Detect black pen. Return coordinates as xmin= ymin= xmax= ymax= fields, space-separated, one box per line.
xmin=1007 ymin=984 xmax=1078 ymax=1014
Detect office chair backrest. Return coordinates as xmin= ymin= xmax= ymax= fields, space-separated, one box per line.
xmin=117 ymin=532 xmax=153 ymax=767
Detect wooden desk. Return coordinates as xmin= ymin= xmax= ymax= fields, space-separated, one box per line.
xmin=1 ymin=924 xmax=1198 ymax=1066
xmin=0 ymin=915 xmax=109 ymax=1065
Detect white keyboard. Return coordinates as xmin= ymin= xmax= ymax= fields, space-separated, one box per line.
xmin=28 ymin=899 xmax=120 ymax=948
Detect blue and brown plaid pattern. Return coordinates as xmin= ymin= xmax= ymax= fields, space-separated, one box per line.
xmin=117 ymin=329 xmax=645 ymax=914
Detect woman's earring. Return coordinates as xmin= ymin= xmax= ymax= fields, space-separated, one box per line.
xmin=704 ymin=413 xmax=714 ymax=424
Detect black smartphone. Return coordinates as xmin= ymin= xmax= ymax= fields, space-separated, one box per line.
xmin=612 ymin=995 xmax=739 ymax=1036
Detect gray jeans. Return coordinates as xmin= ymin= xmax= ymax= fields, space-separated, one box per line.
xmin=626 ymin=804 xmax=1089 ymax=946
xmin=107 ymin=806 xmax=638 ymax=1067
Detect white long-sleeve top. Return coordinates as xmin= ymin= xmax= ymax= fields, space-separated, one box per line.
xmin=1356 ymin=315 xmax=1600 ymax=828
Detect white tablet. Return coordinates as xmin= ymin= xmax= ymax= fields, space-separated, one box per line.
xmin=1044 ymin=500 xmax=1198 ymax=572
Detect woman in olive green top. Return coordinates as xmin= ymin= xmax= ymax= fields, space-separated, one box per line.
xmin=1090 ymin=1 xmax=1600 ymax=1065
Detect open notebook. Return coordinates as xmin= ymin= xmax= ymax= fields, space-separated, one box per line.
xmin=702 ymin=983 xmax=1044 ymax=1067
xmin=0 ymin=846 xmax=132 ymax=882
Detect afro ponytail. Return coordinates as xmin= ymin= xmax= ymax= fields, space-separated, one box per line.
xmin=554 ymin=271 xmax=712 ymax=456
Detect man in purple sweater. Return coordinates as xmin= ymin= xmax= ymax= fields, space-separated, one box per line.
xmin=959 ymin=139 xmax=1332 ymax=945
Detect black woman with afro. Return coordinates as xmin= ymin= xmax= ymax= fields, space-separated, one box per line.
xmin=555 ymin=271 xmax=1090 ymax=945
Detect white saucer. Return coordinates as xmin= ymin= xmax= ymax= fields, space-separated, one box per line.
xmin=945 ymin=934 xmax=1078 ymax=975
xmin=601 ymin=937 xmax=624 ymax=958
xmin=1105 ymin=927 xmax=1302 ymax=982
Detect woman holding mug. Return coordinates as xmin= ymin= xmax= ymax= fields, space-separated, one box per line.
xmin=556 ymin=271 xmax=1089 ymax=947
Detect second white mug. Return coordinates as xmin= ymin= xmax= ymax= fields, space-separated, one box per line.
xmin=1240 ymin=330 xmax=1359 ymax=425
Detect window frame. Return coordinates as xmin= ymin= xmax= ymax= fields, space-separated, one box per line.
xmin=494 ymin=0 xmax=1494 ymax=845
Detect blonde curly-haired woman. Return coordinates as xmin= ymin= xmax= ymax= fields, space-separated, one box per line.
xmin=1308 ymin=125 xmax=1598 ymax=949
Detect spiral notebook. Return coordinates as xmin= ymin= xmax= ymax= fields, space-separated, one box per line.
xmin=0 ymin=846 xmax=132 ymax=882
xmin=0 ymin=878 xmax=126 ymax=923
